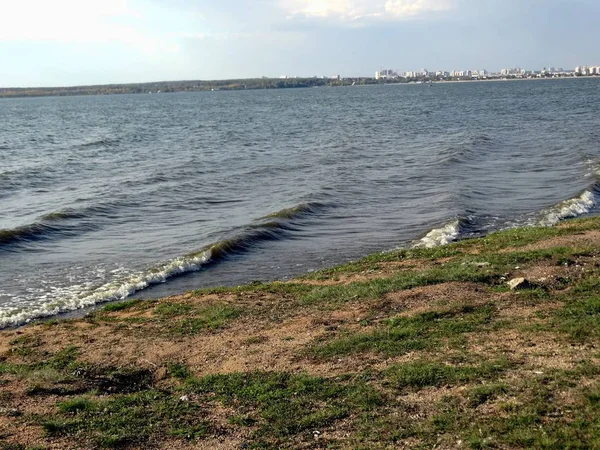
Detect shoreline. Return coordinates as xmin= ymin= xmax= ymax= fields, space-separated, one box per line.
xmin=2 ymin=216 xmax=600 ymax=448
xmin=1 ymin=74 xmax=598 ymax=100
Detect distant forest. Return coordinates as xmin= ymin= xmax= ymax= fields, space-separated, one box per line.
xmin=0 ymin=77 xmax=385 ymax=98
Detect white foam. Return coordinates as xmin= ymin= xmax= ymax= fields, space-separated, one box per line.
xmin=413 ymin=220 xmax=461 ymax=249
xmin=0 ymin=251 xmax=212 ymax=328
xmin=539 ymin=190 xmax=596 ymax=227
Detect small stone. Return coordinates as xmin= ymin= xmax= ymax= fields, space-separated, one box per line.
xmin=508 ymin=277 xmax=531 ymax=290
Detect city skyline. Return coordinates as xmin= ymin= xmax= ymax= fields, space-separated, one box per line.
xmin=1 ymin=0 xmax=599 ymax=87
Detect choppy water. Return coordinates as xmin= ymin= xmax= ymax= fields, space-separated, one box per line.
xmin=1 ymin=78 xmax=599 ymax=327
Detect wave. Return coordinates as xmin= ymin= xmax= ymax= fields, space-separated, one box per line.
xmin=413 ymin=184 xmax=600 ymax=250
xmin=78 ymin=137 xmax=121 ymax=149
xmin=0 ymin=201 xmax=331 ymax=328
xmin=413 ymin=219 xmax=462 ymax=249
xmin=437 ymin=133 xmax=495 ymax=165
xmin=263 ymin=201 xmax=328 ymax=220
xmin=538 ymin=186 xmax=598 ymax=226
xmin=0 ymin=204 xmax=121 ymax=249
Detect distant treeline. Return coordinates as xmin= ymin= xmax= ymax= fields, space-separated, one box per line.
xmin=0 ymin=74 xmax=588 ymax=99
xmin=0 ymin=78 xmax=382 ymax=98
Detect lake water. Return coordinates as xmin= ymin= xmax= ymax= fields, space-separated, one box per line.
xmin=1 ymin=78 xmax=599 ymax=327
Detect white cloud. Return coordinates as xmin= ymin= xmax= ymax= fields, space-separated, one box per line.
xmin=281 ymin=0 xmax=453 ymax=21
xmin=0 ymin=0 xmax=179 ymax=54
xmin=385 ymin=0 xmax=452 ymax=16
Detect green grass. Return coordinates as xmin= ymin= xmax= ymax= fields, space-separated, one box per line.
xmin=552 ymin=274 xmax=600 ymax=342
xmin=463 ymin=380 xmax=600 ymax=449
xmin=467 ymin=383 xmax=509 ymax=407
xmin=187 ymin=371 xmax=384 ymax=445
xmin=309 ymin=304 xmax=496 ymax=359
xmin=40 ymin=370 xmax=385 ymax=448
xmin=4 ymin=217 xmax=600 ymax=449
xmin=384 ymin=359 xmax=513 ymax=390
xmin=299 ymin=265 xmax=500 ymax=307
xmin=167 ymin=362 xmax=193 ymax=380
xmin=169 ymin=304 xmax=243 ymax=335
xmin=44 ymin=390 xmax=211 ymax=447
xmin=153 ymin=302 xmax=194 ymax=317
xmin=0 ymin=346 xmax=80 ymax=377
xmin=102 ymin=299 xmax=143 ymax=312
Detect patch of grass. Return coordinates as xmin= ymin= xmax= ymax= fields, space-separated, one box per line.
xmin=58 ymin=396 xmax=95 ymax=413
xmin=8 ymin=335 xmax=43 ymax=359
xmin=553 ymin=292 xmax=600 ymax=341
xmin=464 ymin=381 xmax=600 ymax=449
xmin=467 ymin=383 xmax=509 ymax=407
xmin=1 ymin=445 xmax=48 ymax=450
xmin=188 ymin=371 xmax=384 ymax=444
xmin=44 ymin=390 xmax=211 ymax=447
xmin=385 ymin=359 xmax=513 ymax=390
xmin=0 ymin=346 xmax=79 ymax=378
xmin=193 ymin=281 xmax=312 ymax=297
xmin=167 ymin=362 xmax=193 ymax=380
xmin=300 ymin=265 xmax=500 ymax=307
xmin=309 ymin=304 xmax=496 ymax=359
xmin=154 ymin=302 xmax=193 ymax=317
xmin=47 ymin=346 xmax=79 ymax=371
xmin=103 ymin=299 xmax=143 ymax=312
xmin=169 ymin=304 xmax=242 ymax=335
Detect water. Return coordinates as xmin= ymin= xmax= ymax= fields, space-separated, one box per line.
xmin=1 ymin=78 xmax=599 ymax=327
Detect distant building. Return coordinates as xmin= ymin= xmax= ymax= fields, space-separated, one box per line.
xmin=376 ymin=69 xmax=397 ymax=80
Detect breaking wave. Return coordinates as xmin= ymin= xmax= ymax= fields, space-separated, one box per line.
xmin=0 ymin=201 xmax=330 ymax=328
xmin=413 ymin=219 xmax=462 ymax=249
xmin=538 ymin=187 xmax=598 ymax=226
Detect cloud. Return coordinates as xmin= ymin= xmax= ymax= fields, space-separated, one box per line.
xmin=385 ymin=0 xmax=452 ymax=17
xmin=280 ymin=0 xmax=453 ymax=21
xmin=0 ymin=0 xmax=180 ymax=54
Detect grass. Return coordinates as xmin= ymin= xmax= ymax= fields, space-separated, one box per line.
xmin=40 ymin=368 xmax=385 ymax=448
xmin=102 ymin=299 xmax=143 ymax=312
xmin=168 ymin=304 xmax=243 ymax=335
xmin=309 ymin=303 xmax=496 ymax=359
xmin=466 ymin=383 xmax=509 ymax=407
xmin=384 ymin=358 xmax=513 ymax=390
xmin=3 ymin=217 xmax=600 ymax=448
xmin=153 ymin=302 xmax=194 ymax=317
xmin=550 ymin=273 xmax=600 ymax=342
xmin=44 ymin=390 xmax=211 ymax=447
xmin=187 ymin=371 xmax=384 ymax=445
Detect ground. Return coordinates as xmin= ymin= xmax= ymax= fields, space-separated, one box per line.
xmin=2 ymin=217 xmax=600 ymax=449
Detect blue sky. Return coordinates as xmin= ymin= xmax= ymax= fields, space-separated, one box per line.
xmin=1 ymin=0 xmax=598 ymax=87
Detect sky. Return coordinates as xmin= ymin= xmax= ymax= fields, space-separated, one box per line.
xmin=0 ymin=0 xmax=599 ymax=87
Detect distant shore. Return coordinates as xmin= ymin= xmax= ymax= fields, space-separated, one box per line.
xmin=1 ymin=74 xmax=597 ymax=99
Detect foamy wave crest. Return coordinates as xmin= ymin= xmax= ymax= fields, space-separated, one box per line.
xmin=413 ymin=219 xmax=461 ymax=249
xmin=0 ymin=251 xmax=213 ymax=328
xmin=538 ymin=190 xmax=597 ymax=226
xmin=0 ymin=201 xmax=331 ymax=328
